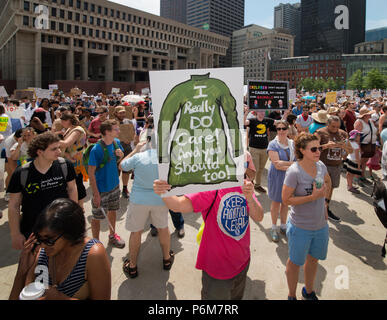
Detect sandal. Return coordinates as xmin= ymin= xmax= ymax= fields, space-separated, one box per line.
xmin=163 ymin=250 xmax=175 ymax=270
xmin=123 ymin=258 xmax=138 ymax=278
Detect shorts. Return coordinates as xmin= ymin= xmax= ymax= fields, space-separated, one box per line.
xmin=327 ymin=165 xmax=342 ymax=189
xmin=91 ymin=186 xmax=120 ymax=220
xmin=287 ymin=221 xmax=329 ymax=266
xmin=1 ymin=148 xmax=7 ymax=163
xmin=125 ymin=202 xmax=169 ymax=232
xmin=75 ymin=172 xmax=87 ymax=200
xmin=201 ymin=260 xmax=250 ymax=300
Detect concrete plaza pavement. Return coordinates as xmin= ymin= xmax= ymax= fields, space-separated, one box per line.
xmin=0 ymin=165 xmax=386 ymax=300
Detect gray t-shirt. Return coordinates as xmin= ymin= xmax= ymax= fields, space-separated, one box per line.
xmin=284 ymin=161 xmax=328 ymax=231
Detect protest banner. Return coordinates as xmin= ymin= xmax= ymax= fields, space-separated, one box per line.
xmin=14 ymin=89 xmax=35 ymax=100
xmin=0 ymin=86 xmax=8 ymax=97
xmin=289 ymin=88 xmax=297 ymax=104
xmin=150 ymin=68 xmax=245 ymax=197
xmin=325 ymin=92 xmax=337 ymax=104
xmin=248 ymin=80 xmax=289 ymax=111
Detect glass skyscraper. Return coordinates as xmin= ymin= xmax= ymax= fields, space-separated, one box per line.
xmin=301 ymin=0 xmax=366 ymax=55
xmin=160 ymin=0 xmax=187 ymax=24
xmin=187 ymin=0 xmax=245 ymax=67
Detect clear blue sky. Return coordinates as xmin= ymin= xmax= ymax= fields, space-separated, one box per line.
xmin=112 ymin=0 xmax=387 ymax=31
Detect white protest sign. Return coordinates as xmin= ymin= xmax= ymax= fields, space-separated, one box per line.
xmin=141 ymin=88 xmax=150 ymax=96
xmin=371 ymin=90 xmax=381 ymax=98
xmin=0 ymin=86 xmax=9 ymax=97
xmin=111 ymin=88 xmax=120 ymax=94
xmin=150 ymin=68 xmax=245 ymax=197
xmin=5 ymin=106 xmax=25 ymax=118
xmin=289 ymin=88 xmax=297 ymax=103
xmin=49 ymin=84 xmax=58 ymax=90
xmin=35 ymin=88 xmax=51 ymax=99
xmin=346 ymin=90 xmax=354 ymax=98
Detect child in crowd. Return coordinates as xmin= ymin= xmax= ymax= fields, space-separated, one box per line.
xmin=344 ymin=130 xmax=362 ymax=194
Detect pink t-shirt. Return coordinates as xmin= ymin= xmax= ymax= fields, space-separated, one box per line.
xmin=186 ymin=186 xmax=258 ymax=280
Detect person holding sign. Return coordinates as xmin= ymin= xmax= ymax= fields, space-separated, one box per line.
xmin=153 ymin=166 xmax=263 ymax=300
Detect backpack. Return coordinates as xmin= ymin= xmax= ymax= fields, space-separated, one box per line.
xmin=82 ymin=140 xmax=119 ymax=174
xmin=20 ymin=157 xmax=68 ymax=189
xmin=371 ymin=180 xmax=387 ymax=257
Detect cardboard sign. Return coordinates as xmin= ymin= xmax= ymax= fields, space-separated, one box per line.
xmin=289 ymin=88 xmax=297 ymax=104
xmin=248 ymin=80 xmax=289 ymax=111
xmin=70 ymin=87 xmax=82 ymax=96
xmin=14 ymin=89 xmax=35 ymax=100
xmin=325 ymin=92 xmax=337 ymax=105
xmin=150 ymin=68 xmax=245 ymax=197
xmin=0 ymin=86 xmax=9 ymax=97
xmin=118 ymin=122 xmax=135 ymax=143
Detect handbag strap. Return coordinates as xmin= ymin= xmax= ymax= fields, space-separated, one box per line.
xmin=204 ymin=190 xmax=218 ymax=222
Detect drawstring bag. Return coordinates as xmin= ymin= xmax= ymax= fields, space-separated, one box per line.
xmin=196 ymin=190 xmax=218 ymax=245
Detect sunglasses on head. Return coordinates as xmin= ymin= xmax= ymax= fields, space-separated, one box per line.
xmin=310 ymin=147 xmax=323 ymax=153
xmin=35 ymin=233 xmax=63 ymax=246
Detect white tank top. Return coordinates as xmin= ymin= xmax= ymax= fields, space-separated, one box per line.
xmin=360 ymin=119 xmax=377 ymax=144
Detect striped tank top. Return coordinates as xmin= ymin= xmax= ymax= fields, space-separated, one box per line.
xmin=36 ymin=239 xmax=101 ymax=298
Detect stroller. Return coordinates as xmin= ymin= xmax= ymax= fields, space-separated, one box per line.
xmin=371 ymin=179 xmax=387 ymax=257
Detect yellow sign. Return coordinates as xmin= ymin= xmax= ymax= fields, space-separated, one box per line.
xmin=0 ymin=116 xmax=9 ymax=132
xmin=325 ymin=92 xmax=337 ymax=105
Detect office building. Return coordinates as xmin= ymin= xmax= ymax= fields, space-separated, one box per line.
xmin=0 ymin=0 xmax=229 ymax=90
xmin=232 ymin=24 xmax=272 ymax=67
xmin=242 ymin=29 xmax=294 ymax=83
xmin=274 ymin=2 xmax=301 ymax=56
xmin=355 ymin=40 xmax=387 ymax=54
xmin=301 ymin=0 xmax=366 ymax=55
xmin=187 ymin=0 xmax=245 ymax=67
xmin=160 ymin=0 xmax=187 ymax=24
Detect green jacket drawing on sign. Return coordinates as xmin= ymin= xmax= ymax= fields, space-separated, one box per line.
xmin=158 ymin=73 xmax=243 ymax=188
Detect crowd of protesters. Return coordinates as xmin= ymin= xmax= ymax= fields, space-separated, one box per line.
xmin=0 ymin=88 xmax=386 ymax=300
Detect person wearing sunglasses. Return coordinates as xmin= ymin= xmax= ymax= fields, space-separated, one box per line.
xmin=267 ymin=120 xmax=296 ymax=242
xmin=282 ymin=133 xmax=331 ymax=300
xmin=9 ymin=198 xmax=111 ymax=300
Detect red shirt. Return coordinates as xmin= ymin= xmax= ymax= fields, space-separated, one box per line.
xmin=343 ymin=110 xmax=356 ymax=133
xmin=88 ymin=117 xmax=102 ymax=143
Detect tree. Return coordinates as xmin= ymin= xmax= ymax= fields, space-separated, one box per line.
xmin=298 ymin=78 xmax=315 ymax=92
xmin=347 ymin=70 xmax=364 ymax=91
xmin=364 ymin=68 xmax=386 ymax=89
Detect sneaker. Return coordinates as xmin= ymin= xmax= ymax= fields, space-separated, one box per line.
xmin=270 ymin=228 xmax=279 ymax=242
xmin=109 ymin=233 xmax=125 ymax=249
xmin=348 ymin=187 xmax=360 ymax=194
xmin=280 ymin=226 xmax=287 ymax=235
xmin=177 ymin=228 xmax=185 ymax=238
xmin=328 ymin=209 xmax=341 ymax=222
xmin=4 ymin=193 xmax=10 ymax=202
xmin=301 ymin=287 xmax=318 ymax=300
xmin=288 ymin=296 xmax=297 ymax=300
xmin=122 ymin=189 xmax=129 ymax=199
xmin=254 ymin=185 xmax=267 ymax=193
xmin=150 ymin=227 xmax=158 ymax=237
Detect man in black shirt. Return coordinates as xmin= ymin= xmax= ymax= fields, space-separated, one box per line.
xmin=8 ymin=132 xmax=77 ymax=250
xmin=244 ymin=110 xmax=274 ymax=193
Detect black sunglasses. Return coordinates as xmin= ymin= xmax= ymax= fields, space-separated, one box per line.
xmin=276 ymin=127 xmax=288 ymax=131
xmin=35 ymin=233 xmax=63 ymax=246
xmin=310 ymin=147 xmax=323 ymax=153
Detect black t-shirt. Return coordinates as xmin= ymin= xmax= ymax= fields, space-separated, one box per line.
xmin=7 ymin=159 xmax=76 ymax=237
xmin=248 ymin=118 xmax=274 ymax=149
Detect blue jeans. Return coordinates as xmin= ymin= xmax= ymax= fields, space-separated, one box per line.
xmin=151 ymin=210 xmax=184 ymax=230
